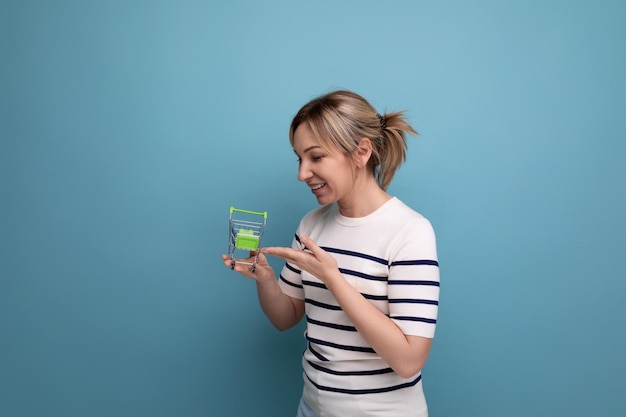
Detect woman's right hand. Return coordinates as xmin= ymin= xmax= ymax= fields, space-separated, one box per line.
xmin=221 ymin=252 xmax=276 ymax=284
xmin=221 ymin=251 xmax=304 ymax=331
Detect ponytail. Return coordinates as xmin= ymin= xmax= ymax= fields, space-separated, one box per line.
xmin=375 ymin=111 xmax=417 ymax=190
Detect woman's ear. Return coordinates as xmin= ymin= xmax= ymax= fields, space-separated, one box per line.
xmin=354 ymin=138 xmax=373 ymax=168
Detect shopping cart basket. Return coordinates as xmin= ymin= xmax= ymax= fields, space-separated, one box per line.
xmin=227 ymin=206 xmax=267 ymax=272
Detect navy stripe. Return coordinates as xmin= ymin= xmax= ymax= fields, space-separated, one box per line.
xmin=294 ymin=234 xmax=309 ymax=251
xmin=392 ymin=316 xmax=437 ymax=324
xmin=285 ymin=262 xmax=301 ymax=274
xmin=307 ymin=336 xmax=375 ymax=353
xmin=390 ymin=259 xmax=439 ymax=267
xmin=279 ymin=275 xmax=302 ymax=289
xmin=340 ymin=268 xmax=387 ymax=281
xmin=321 ymin=247 xmax=387 ymax=265
xmin=308 ymin=342 xmax=329 ymax=361
xmin=307 ymin=316 xmax=356 ymax=332
xmin=304 ymin=372 xmax=422 ymax=395
xmin=388 ymin=280 xmax=440 ymax=287
xmin=389 ymin=298 xmax=439 ymax=305
xmin=303 ymin=279 xmax=327 ymax=289
xmin=300 ymin=279 xmax=386 ymax=302
xmin=363 ymin=294 xmax=387 ymax=301
xmin=307 ymin=360 xmax=393 ymax=376
xmin=305 ymin=298 xmax=342 ymax=311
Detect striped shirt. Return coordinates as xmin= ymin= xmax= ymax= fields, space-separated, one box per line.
xmin=278 ymin=197 xmax=439 ymax=417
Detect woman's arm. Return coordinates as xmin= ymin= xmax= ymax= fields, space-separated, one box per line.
xmin=261 ymin=236 xmax=432 ymax=378
xmin=221 ymin=253 xmax=305 ymax=331
xmin=323 ymin=266 xmax=432 ymax=378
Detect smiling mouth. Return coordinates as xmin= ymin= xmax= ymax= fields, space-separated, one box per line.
xmin=311 ymin=183 xmax=326 ymax=191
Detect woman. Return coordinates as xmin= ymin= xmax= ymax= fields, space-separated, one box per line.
xmin=222 ymin=90 xmax=440 ymax=417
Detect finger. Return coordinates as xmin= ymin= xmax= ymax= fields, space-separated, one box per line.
xmin=260 ymin=246 xmax=281 ymax=257
xmin=299 ymin=236 xmax=322 ymax=257
xmin=261 ymin=246 xmax=297 ymax=261
xmin=222 ymin=258 xmax=235 ymax=269
xmin=254 ymin=252 xmax=268 ymax=265
xmin=248 ymin=250 xmax=267 ymax=262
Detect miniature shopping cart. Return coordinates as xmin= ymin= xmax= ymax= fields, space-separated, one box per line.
xmin=227 ymin=206 xmax=267 ymax=272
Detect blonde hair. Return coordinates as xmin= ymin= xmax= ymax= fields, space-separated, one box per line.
xmin=289 ymin=90 xmax=417 ymax=191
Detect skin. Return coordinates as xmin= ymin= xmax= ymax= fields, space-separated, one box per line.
xmin=221 ymin=124 xmax=432 ymax=378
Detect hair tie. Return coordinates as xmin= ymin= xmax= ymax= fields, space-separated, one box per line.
xmin=377 ymin=113 xmax=386 ymax=130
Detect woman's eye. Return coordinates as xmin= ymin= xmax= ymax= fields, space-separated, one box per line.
xmin=296 ymin=155 xmax=323 ymax=164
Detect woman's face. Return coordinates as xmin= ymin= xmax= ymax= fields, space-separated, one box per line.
xmin=293 ymin=124 xmax=356 ymax=207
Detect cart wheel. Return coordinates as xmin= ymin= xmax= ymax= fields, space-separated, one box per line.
xmin=251 ymin=266 xmax=256 ymax=273
xmin=230 ymin=260 xmax=235 ymax=270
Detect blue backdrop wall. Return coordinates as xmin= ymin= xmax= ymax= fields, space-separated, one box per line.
xmin=1 ymin=1 xmax=625 ymax=416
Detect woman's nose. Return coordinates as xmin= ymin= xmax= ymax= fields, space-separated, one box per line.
xmin=297 ymin=161 xmax=311 ymax=182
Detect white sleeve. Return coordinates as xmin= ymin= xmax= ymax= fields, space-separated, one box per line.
xmin=387 ymin=218 xmax=440 ymax=338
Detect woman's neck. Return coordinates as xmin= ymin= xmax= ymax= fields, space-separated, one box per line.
xmin=337 ymin=177 xmax=391 ymax=218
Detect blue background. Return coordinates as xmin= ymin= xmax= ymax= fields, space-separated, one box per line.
xmin=2 ymin=1 xmax=625 ymax=416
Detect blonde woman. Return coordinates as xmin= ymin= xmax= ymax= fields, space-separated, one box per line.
xmin=222 ymin=90 xmax=440 ymax=417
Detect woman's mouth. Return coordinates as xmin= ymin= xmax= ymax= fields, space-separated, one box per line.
xmin=310 ymin=183 xmax=326 ymax=193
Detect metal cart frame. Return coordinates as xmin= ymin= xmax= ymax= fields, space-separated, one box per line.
xmin=227 ymin=206 xmax=267 ymax=272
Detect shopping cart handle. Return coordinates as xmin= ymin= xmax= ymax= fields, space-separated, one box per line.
xmin=230 ymin=206 xmax=268 ymax=219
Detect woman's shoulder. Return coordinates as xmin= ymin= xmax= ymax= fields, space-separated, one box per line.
xmin=383 ymin=198 xmax=436 ymax=240
xmin=387 ymin=197 xmax=427 ymax=222
xmin=386 ymin=198 xmax=438 ymax=257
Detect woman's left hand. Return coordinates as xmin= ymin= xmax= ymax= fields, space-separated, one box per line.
xmin=261 ymin=236 xmax=339 ymax=284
